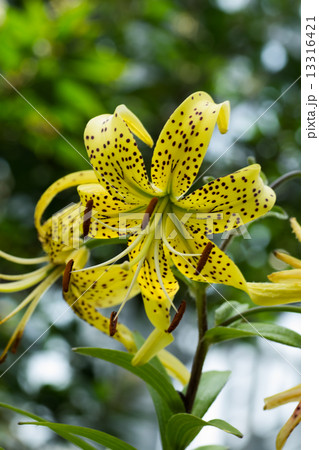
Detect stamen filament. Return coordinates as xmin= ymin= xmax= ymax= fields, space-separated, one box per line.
xmin=0 ymin=250 xmax=49 ymax=265
xmin=91 ymin=215 xmax=140 ymax=234
xmin=195 ymin=242 xmax=214 ymax=275
xmin=0 ymin=268 xmax=58 ymax=325
xmin=0 ymin=266 xmax=53 ymax=293
xmin=72 ymin=232 xmax=146 ymax=273
xmin=115 ymin=257 xmax=145 ymax=320
xmin=0 ymin=267 xmax=62 ymax=362
xmin=154 ymin=240 xmax=177 ymax=312
xmin=141 ymin=197 xmax=158 ymax=230
xmin=162 ymin=232 xmax=201 ymax=257
xmin=0 ymin=264 xmax=54 ymax=281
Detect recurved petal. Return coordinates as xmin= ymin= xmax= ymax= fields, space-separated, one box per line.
xmin=264 ymin=385 xmax=301 ymax=410
xmin=276 ymin=402 xmax=301 ymax=450
xmin=40 ymin=203 xmax=83 ymax=264
xmin=247 ymin=281 xmax=301 ymax=305
xmin=151 ymin=92 xmax=230 ymax=198
xmin=35 ymin=171 xmax=97 ymax=235
xmin=84 ymin=110 xmax=157 ymax=202
xmin=175 ymin=164 xmax=276 ymax=234
xmin=64 ymin=268 xmax=138 ymax=353
xmin=267 ymin=269 xmax=301 ymax=283
xmin=164 ymin=216 xmax=247 ymax=291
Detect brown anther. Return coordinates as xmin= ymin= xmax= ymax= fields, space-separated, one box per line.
xmin=109 ymin=311 xmax=118 ymax=337
xmin=11 ymin=331 xmax=23 ymax=354
xmin=166 ymin=300 xmax=186 ymax=333
xmin=63 ymin=259 xmax=74 ymax=292
xmin=194 ymin=242 xmax=214 ymax=275
xmin=83 ymin=199 xmax=94 ymax=238
xmin=141 ymin=197 xmax=158 ymax=230
xmin=0 ymin=354 xmax=7 ymax=364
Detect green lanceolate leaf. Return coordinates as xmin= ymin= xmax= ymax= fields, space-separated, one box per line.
xmin=214 ymin=302 xmax=250 ymax=326
xmin=73 ymin=348 xmax=185 ymax=413
xmin=19 ymin=422 xmax=137 ymax=450
xmin=194 ymin=446 xmax=229 ymax=450
xmin=205 ymin=323 xmax=301 ymax=348
xmin=191 ymin=371 xmax=231 ymax=418
xmin=166 ymin=413 xmax=243 ymax=450
xmin=0 ymin=403 xmax=96 ymax=450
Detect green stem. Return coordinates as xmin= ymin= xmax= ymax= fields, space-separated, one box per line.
xmin=270 ymin=170 xmax=301 ymax=190
xmin=218 ymin=305 xmax=301 ymax=327
xmin=184 ymin=283 xmax=208 ymax=413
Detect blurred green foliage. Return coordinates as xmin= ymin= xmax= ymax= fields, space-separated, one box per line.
xmin=0 ymin=0 xmax=300 ymax=449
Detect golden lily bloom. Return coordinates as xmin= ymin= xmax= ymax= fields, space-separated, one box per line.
xmin=0 ymin=172 xmax=140 ymax=362
xmin=264 ymin=384 xmax=301 ymax=450
xmin=1 ymin=172 xmax=190 ymax=384
xmin=247 ymin=218 xmax=301 ymax=305
xmin=66 ymin=91 xmax=275 ymax=362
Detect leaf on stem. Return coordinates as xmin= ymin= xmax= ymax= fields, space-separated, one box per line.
xmin=205 ymin=323 xmax=300 ymax=348
xmin=189 ymin=371 xmax=231 ymax=418
xmin=73 ymin=348 xmax=185 ymax=413
xmin=19 ymin=422 xmax=137 ymax=450
xmin=166 ymin=413 xmax=242 ymax=450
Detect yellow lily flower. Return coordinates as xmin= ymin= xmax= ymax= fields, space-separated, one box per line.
xmin=247 ymin=218 xmax=301 ymax=305
xmin=66 ymin=92 xmax=275 ymax=362
xmin=264 ymin=384 xmax=301 ymax=450
xmin=76 ymin=94 xmax=275 ymax=316
xmin=0 ymin=170 xmax=127 ymax=361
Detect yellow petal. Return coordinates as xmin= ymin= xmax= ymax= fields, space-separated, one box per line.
xmin=276 ymin=402 xmax=301 ymax=450
xmin=35 ymin=171 xmax=97 ymax=234
xmin=77 ymin=183 xmax=145 ymax=238
xmin=157 ymin=349 xmax=190 ymax=386
xmin=128 ymin=235 xmax=179 ymax=330
xmin=247 ymin=281 xmax=301 ymax=305
xmin=264 ymin=384 xmax=301 ymax=410
xmin=115 ymin=104 xmax=154 ymax=148
xmin=151 ymin=91 xmax=230 ymax=198
xmin=68 ymin=265 xmax=140 ymax=309
xmin=290 ymin=217 xmax=301 ymax=242
xmin=84 ymin=111 xmax=157 ymax=202
xmin=268 ymin=269 xmax=301 ymax=283
xmin=40 ymin=203 xmax=83 ymax=264
xmin=64 ymin=282 xmax=137 ymax=353
xmin=175 ymin=164 xmax=276 ymax=233
xmin=274 ymin=251 xmax=301 ymax=269
xmin=164 ymin=216 xmax=247 ymax=291
xmin=131 ymin=328 xmax=174 ymax=366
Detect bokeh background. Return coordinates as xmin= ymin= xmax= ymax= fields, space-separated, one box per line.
xmin=0 ymin=0 xmax=300 ymax=449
